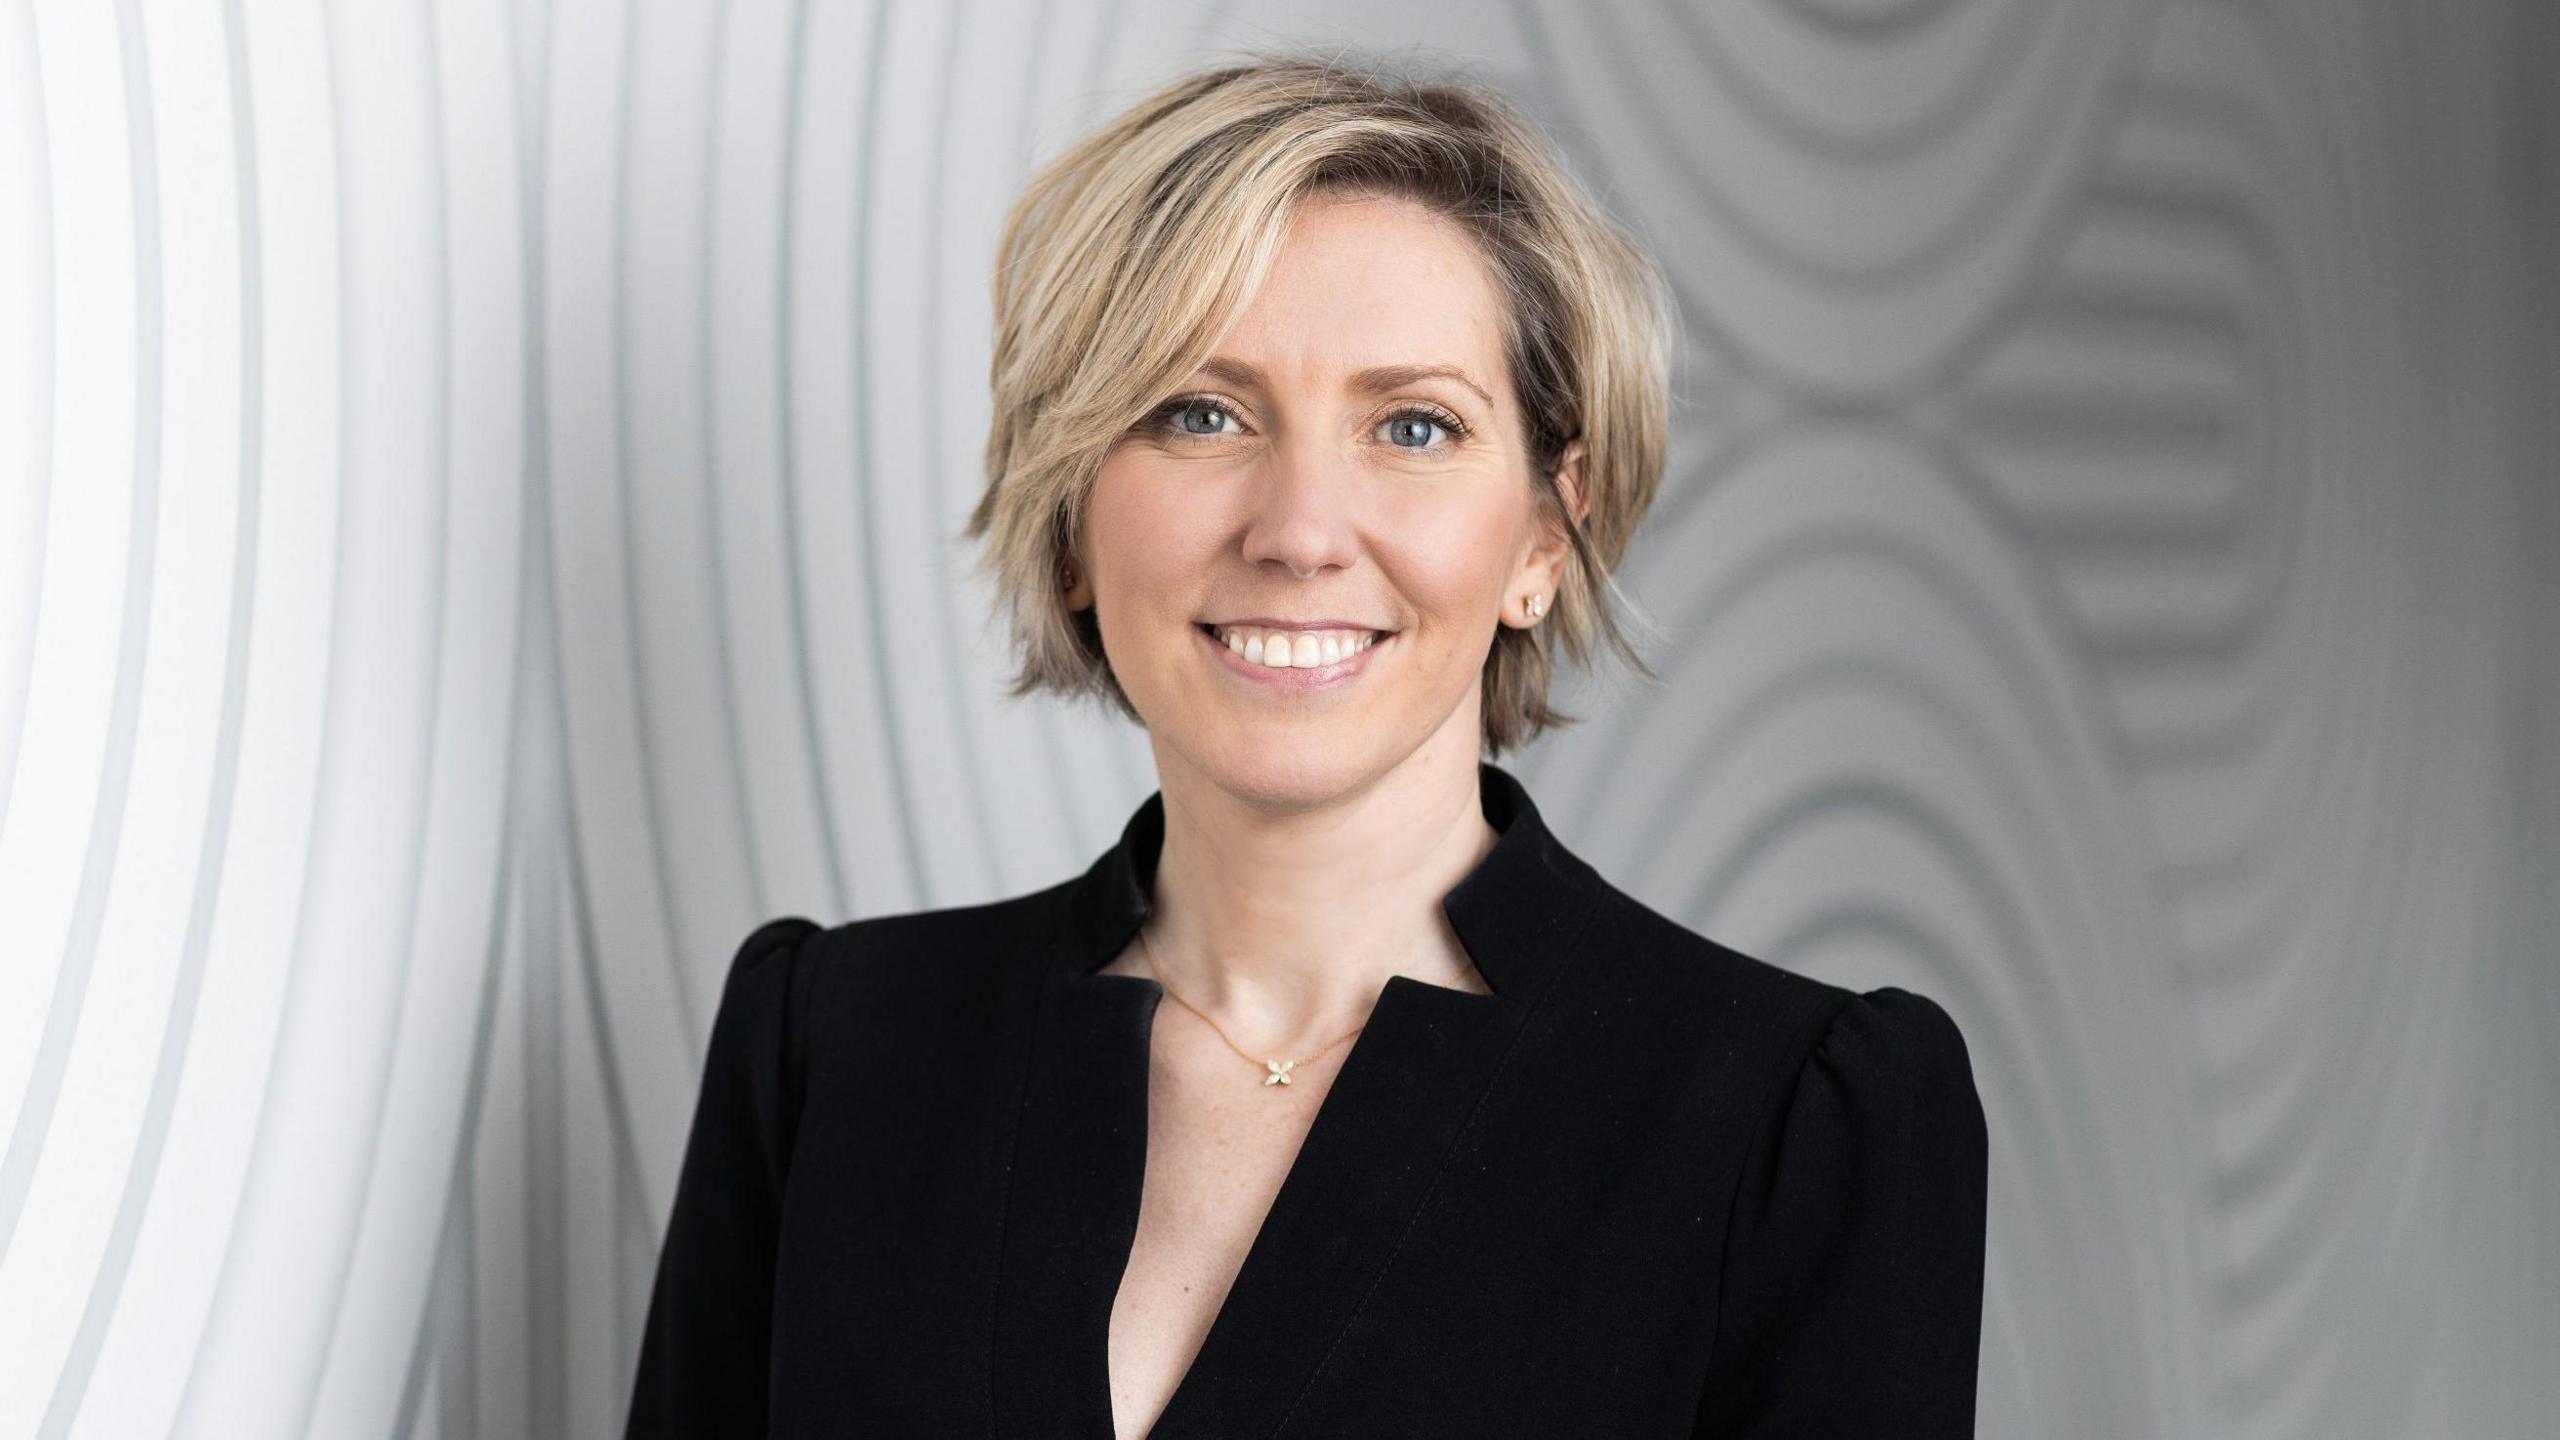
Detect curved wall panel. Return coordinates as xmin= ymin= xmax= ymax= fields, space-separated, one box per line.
xmin=1 ymin=2 xmax=2552 ymax=1436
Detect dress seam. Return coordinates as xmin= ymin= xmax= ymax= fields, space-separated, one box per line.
xmin=1691 ymin=986 xmax=1857 ymax=1425
xmin=984 ymin=894 xmax=1065 ymax=1440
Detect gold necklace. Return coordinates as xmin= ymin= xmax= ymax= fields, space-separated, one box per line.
xmin=1136 ymin=922 xmax=1368 ymax=1089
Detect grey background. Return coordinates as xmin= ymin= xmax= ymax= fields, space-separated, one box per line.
xmin=0 ymin=1 xmax=2552 ymax=1436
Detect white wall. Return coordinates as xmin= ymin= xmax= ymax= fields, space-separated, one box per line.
xmin=2 ymin=1 xmax=2552 ymax=1435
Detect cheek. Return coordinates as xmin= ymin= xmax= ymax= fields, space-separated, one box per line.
xmin=1085 ymin=464 xmax=1195 ymax=598
xmin=1387 ymin=499 xmax=1522 ymax=619
xmin=1083 ymin=464 xmax=1226 ymax=682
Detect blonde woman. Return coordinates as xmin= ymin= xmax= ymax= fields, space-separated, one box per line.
xmin=630 ymin=49 xmax=1986 ymax=1440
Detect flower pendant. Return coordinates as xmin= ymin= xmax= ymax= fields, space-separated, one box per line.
xmin=1263 ymin=1058 xmax=1295 ymax=1086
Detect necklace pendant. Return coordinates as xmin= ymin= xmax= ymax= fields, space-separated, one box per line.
xmin=1263 ymin=1058 xmax=1294 ymax=1086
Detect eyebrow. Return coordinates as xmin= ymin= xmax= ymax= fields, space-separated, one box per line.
xmin=1195 ymin=356 xmax=1496 ymax=410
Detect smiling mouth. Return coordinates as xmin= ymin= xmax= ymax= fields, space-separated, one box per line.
xmin=1195 ymin=622 xmax=1391 ymax=671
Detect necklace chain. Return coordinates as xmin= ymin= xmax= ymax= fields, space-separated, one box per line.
xmin=1136 ymin=921 xmax=1369 ymax=1087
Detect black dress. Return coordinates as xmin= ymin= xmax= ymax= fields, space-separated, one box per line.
xmin=627 ymin=761 xmax=1988 ymax=1438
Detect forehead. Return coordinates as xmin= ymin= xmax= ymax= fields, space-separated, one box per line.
xmin=1210 ymin=191 xmax=1507 ymax=390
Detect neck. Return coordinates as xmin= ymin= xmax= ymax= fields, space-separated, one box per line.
xmin=1142 ymin=744 xmax=1497 ymax=1046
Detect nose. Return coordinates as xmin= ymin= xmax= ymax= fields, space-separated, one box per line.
xmin=1238 ymin=436 xmax=1362 ymax=580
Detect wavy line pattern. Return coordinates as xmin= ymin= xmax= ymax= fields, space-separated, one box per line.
xmin=0 ymin=1 xmax=2551 ymax=1436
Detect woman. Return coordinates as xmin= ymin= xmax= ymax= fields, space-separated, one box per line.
xmin=629 ymin=50 xmax=1987 ymax=1440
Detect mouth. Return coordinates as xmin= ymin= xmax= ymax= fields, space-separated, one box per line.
xmin=1195 ymin=622 xmax=1394 ymax=691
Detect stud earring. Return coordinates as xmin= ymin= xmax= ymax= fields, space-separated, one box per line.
xmin=1524 ymin=593 xmax=1545 ymax=621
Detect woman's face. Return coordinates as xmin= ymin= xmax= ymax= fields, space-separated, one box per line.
xmin=1069 ymin=190 xmax=1578 ymax=806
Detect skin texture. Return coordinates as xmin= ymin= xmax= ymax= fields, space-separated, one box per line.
xmin=1061 ymin=190 xmax=1588 ymax=1438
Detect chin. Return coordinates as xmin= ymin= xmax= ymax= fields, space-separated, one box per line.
xmin=1185 ymin=736 xmax=1386 ymax=810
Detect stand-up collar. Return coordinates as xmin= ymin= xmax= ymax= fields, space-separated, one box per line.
xmin=1052 ymin=759 xmax=1596 ymax=1004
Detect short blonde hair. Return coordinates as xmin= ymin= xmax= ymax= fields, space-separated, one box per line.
xmin=961 ymin=47 xmax=1673 ymax=757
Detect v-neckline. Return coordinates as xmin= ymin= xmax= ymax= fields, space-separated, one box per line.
xmin=1022 ymin=963 xmax=1515 ymax=1440
xmin=1116 ymin=949 xmax=1520 ymax=1438
xmin=986 ymin=762 xmax=1599 ymax=1440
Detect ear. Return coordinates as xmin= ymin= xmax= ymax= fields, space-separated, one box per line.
xmin=1512 ymin=439 xmax=1586 ymax=627
xmin=1552 ymin=437 xmax=1589 ymax=529
xmin=1060 ymin=551 xmax=1093 ymax=612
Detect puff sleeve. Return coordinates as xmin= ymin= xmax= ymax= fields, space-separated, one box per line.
xmin=1694 ymin=986 xmax=1990 ymax=1438
xmin=626 ymin=916 xmax=822 ymax=1439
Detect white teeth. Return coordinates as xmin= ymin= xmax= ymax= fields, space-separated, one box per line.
xmin=1209 ymin=625 xmax=1381 ymax=670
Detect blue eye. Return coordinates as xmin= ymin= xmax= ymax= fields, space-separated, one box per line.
xmin=1171 ymin=399 xmax=1234 ymax=436
xmin=1144 ymin=395 xmax=1472 ymax=451
xmin=1144 ymin=397 xmax=1241 ymax=439
xmin=1382 ymin=411 xmax=1455 ymax=449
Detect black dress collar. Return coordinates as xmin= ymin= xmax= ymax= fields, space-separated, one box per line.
xmin=1050 ymin=758 xmax=1593 ymax=1003
xmin=990 ymin=760 xmax=1603 ymax=1439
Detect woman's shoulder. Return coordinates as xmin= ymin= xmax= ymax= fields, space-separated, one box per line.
xmin=708 ymin=874 xmax=1084 ymax=1041
xmin=787 ymin=880 xmax=1071 ymax=973
xmin=1562 ymin=863 xmax=1977 ymax=1101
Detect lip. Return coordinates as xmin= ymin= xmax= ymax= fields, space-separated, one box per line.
xmin=1207 ymin=617 xmax=1385 ymax=632
xmin=1197 ymin=622 xmax=1391 ymax=693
